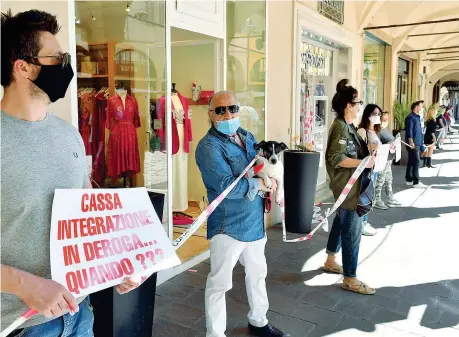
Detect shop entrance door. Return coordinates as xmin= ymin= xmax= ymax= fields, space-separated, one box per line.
xmin=167 ymin=27 xmax=224 ymax=265
xmin=159 ymin=2 xmax=224 ymax=279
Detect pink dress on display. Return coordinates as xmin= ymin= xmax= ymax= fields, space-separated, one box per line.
xmin=106 ymin=94 xmax=141 ymax=178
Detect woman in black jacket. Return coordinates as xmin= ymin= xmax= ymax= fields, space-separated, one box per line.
xmin=424 ymin=106 xmax=437 ymax=168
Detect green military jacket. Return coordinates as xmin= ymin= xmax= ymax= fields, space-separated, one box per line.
xmin=325 ymin=117 xmax=369 ymax=211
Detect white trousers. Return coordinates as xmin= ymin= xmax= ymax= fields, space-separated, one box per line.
xmin=205 ymin=234 xmax=269 ymax=337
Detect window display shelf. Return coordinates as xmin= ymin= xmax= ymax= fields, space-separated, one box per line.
xmin=77 ymin=73 xmax=109 ymax=79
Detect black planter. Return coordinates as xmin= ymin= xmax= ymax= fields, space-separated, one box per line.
xmin=283 ymin=150 xmax=320 ymax=234
xmin=91 ymin=191 xmax=165 ymax=337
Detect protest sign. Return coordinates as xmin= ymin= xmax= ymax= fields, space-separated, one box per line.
xmin=374 ymin=144 xmax=390 ymax=173
xmin=50 ymin=188 xmax=180 ymax=297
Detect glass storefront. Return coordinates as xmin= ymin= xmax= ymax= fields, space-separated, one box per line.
xmin=226 ymin=0 xmax=266 ymax=142
xmin=397 ymin=57 xmax=411 ymax=104
xmin=296 ymin=32 xmax=336 ymax=186
xmin=75 ymin=1 xmax=168 ymax=229
xmin=363 ymin=33 xmax=386 ymax=108
xmin=75 ymin=0 xmax=266 ymax=268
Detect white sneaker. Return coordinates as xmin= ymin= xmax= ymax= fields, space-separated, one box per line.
xmin=373 ymin=200 xmax=389 ymax=210
xmin=362 ymin=223 xmax=377 ymax=236
xmin=386 ymin=199 xmax=402 ymax=207
xmin=406 ymin=181 xmax=414 ymax=186
xmin=413 ymin=182 xmax=428 ymax=188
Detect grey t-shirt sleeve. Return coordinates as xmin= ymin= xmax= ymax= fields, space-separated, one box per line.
xmin=380 ymin=128 xmax=396 ymax=144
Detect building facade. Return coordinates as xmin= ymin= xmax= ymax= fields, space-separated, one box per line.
xmin=2 ymin=0 xmax=457 ymax=284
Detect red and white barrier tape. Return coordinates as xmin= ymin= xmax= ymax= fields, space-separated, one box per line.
xmin=0 ymin=309 xmax=37 ymax=337
xmin=172 ymin=156 xmax=259 ymax=250
xmin=281 ymin=155 xmax=372 ymax=242
xmin=399 ymin=139 xmax=435 ymax=149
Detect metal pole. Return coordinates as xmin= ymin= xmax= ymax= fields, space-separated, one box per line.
xmin=365 ymin=18 xmax=459 ymax=30
xmin=398 ymin=45 xmax=459 ymax=53
xmin=427 ymin=51 xmax=459 ymax=55
xmin=408 ymin=31 xmax=459 ymax=38
xmin=426 ymin=59 xmax=459 ymax=62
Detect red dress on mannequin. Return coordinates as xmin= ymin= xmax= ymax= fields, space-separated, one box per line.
xmin=106 ymin=94 xmax=141 ymax=178
xmin=79 ymin=92 xmax=93 ymax=155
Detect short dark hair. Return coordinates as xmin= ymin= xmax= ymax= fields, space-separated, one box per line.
xmin=1 ymin=9 xmax=61 ymax=87
xmin=332 ymin=79 xmax=358 ymax=118
xmin=410 ymin=100 xmax=424 ymax=111
xmin=359 ymin=104 xmax=383 ymax=134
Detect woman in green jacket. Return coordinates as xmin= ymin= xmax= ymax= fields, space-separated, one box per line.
xmin=323 ymin=79 xmax=376 ymax=295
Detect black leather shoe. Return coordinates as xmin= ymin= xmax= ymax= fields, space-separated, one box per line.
xmin=248 ymin=323 xmax=289 ymax=337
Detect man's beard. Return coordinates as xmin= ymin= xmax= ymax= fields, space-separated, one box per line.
xmin=28 ymin=81 xmax=50 ymax=104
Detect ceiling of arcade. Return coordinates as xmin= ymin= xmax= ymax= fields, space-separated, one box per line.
xmin=353 ymin=0 xmax=459 ymax=83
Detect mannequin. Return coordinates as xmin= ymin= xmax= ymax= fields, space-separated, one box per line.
xmin=171 ymin=85 xmax=189 ymax=212
xmin=156 ymin=84 xmax=192 ymax=210
xmin=106 ymin=83 xmax=141 ymax=187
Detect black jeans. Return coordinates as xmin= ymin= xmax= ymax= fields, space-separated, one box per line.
xmin=405 ymin=146 xmax=420 ymax=184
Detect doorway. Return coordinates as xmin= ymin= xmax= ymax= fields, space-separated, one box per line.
xmin=169 ymin=27 xmax=223 ymax=263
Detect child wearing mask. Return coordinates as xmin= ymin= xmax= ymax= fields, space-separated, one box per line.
xmin=374 ymin=112 xmax=401 ymax=207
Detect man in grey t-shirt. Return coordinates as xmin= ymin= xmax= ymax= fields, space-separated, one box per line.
xmin=1 ymin=9 xmax=140 ymax=336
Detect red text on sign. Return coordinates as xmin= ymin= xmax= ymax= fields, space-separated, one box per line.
xmin=81 ymin=193 xmax=123 ymax=212
xmin=65 ymin=257 xmax=134 ymax=295
xmin=57 ymin=210 xmax=151 ymax=240
xmin=83 ymin=234 xmax=145 ymax=261
xmin=63 ymin=244 xmax=81 ymax=266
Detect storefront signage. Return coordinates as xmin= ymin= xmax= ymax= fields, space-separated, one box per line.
xmin=50 ymin=188 xmax=181 ymax=297
xmin=318 ymin=0 xmax=344 ymax=25
xmin=301 ymin=51 xmax=326 ymax=70
xmin=300 ymin=44 xmax=331 ymax=77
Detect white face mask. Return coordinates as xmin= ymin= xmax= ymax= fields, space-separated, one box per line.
xmin=381 ymin=121 xmax=389 ymax=129
xmin=356 ymin=105 xmax=364 ymax=117
xmin=369 ymin=116 xmax=381 ymax=125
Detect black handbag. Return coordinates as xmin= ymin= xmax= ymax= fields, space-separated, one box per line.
xmin=354 ymin=130 xmax=375 ymax=216
xmin=356 ymin=167 xmax=375 ymax=217
xmin=387 ymin=150 xmax=396 ymax=161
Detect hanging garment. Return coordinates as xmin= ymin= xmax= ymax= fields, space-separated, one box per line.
xmin=156 ymin=92 xmax=192 ymax=154
xmin=79 ymin=92 xmax=94 ymax=155
xmin=106 ymin=94 xmax=141 ymax=178
xmin=171 ymin=95 xmax=189 ymax=212
xmin=92 ymin=92 xmax=107 ymax=186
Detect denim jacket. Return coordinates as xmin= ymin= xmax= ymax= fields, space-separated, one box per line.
xmin=195 ymin=127 xmax=265 ymax=242
xmin=405 ymin=112 xmax=423 ymax=146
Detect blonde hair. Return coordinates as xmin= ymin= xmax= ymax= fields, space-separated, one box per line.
xmin=426 ymin=106 xmax=437 ymax=121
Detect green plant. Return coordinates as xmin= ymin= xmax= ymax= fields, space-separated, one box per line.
xmin=392 ymin=101 xmax=411 ymax=130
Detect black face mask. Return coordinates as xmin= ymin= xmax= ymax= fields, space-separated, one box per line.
xmin=31 ymin=63 xmax=74 ymax=103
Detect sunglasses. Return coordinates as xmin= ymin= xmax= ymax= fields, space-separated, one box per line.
xmin=21 ymin=52 xmax=71 ymax=67
xmin=351 ymin=101 xmax=363 ymax=106
xmin=210 ymin=105 xmax=240 ymax=115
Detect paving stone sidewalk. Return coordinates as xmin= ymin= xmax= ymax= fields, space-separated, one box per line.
xmin=153 ymin=132 xmax=459 ymax=337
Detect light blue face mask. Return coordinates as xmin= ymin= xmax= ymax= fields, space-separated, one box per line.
xmin=216 ymin=117 xmax=241 ymax=135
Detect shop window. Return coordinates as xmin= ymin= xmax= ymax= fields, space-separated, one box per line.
xmin=226 ymin=0 xmax=266 ymax=142
xmin=297 ymin=39 xmax=334 ymax=186
xmin=363 ymin=34 xmax=386 ymax=108
xmin=74 ymin=1 xmax=168 ymax=233
xmin=397 ymin=58 xmax=410 ymax=104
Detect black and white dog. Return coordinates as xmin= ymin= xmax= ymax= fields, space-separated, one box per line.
xmin=253 ymin=141 xmax=288 ymax=204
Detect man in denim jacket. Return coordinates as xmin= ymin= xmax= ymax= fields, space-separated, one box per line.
xmin=196 ymin=91 xmax=287 ymax=337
